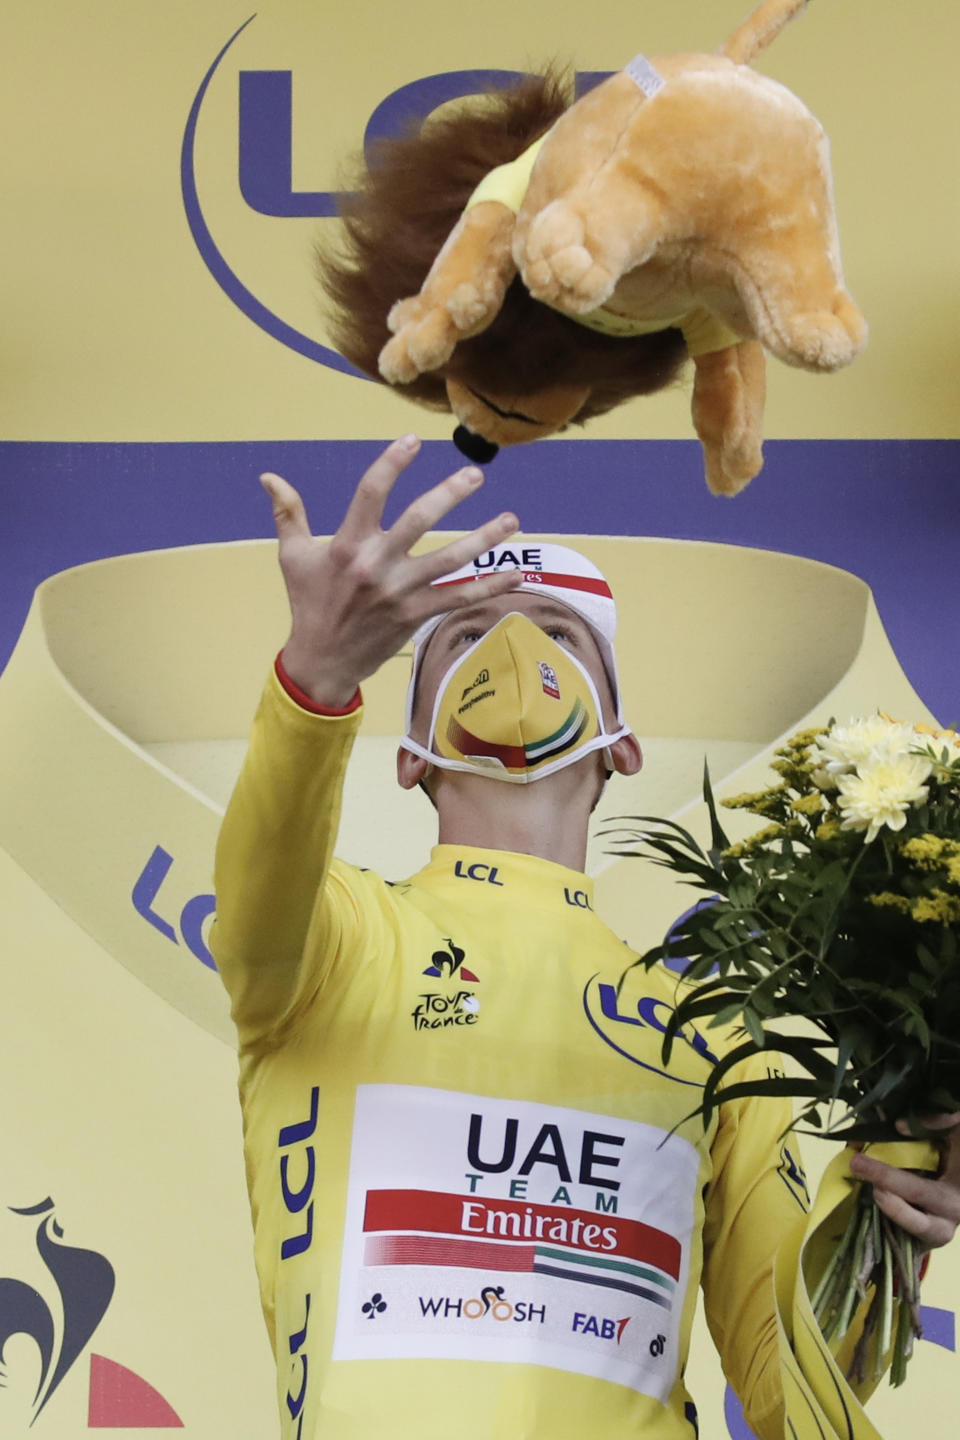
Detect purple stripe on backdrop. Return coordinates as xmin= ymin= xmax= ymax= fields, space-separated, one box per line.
xmin=0 ymin=439 xmax=956 ymax=721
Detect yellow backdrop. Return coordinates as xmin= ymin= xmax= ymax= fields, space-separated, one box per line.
xmin=1 ymin=2 xmax=957 ymax=1436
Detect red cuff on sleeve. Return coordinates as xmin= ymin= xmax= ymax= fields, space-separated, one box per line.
xmin=274 ymin=652 xmax=362 ymax=716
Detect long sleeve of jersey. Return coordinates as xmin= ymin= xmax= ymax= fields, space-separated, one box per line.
xmin=211 ymin=667 xmax=364 ymax=1045
xmin=702 ymin=1062 xmax=807 ymax=1440
xmin=211 ymin=672 xmax=892 ymax=1440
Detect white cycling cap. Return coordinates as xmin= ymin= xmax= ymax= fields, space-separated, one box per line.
xmin=405 ymin=541 xmax=624 ymax=729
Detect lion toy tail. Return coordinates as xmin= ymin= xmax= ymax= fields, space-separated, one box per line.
xmin=721 ymin=0 xmax=808 ymax=66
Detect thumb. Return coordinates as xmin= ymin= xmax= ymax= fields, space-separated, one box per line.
xmin=260 ymin=472 xmax=312 ymax=543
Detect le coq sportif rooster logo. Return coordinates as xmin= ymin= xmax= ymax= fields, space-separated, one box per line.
xmin=0 ymin=1197 xmax=114 ymax=1425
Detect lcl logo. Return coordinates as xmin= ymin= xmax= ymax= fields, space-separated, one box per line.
xmin=181 ymin=14 xmax=611 ymax=371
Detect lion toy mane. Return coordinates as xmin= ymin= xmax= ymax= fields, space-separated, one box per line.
xmin=321 ymin=0 xmax=866 ymax=496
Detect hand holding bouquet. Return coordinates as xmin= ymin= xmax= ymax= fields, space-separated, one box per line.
xmin=608 ymin=715 xmax=960 ymax=1385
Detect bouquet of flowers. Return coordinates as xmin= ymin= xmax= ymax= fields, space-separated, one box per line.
xmin=607 ymin=715 xmax=960 ymax=1385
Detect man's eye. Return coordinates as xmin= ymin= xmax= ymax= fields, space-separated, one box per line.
xmin=450 ymin=627 xmax=484 ymax=647
xmin=546 ymin=626 xmax=575 ymax=645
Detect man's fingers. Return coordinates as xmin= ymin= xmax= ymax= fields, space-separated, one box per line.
xmin=260 ymin=473 xmax=312 ymax=542
xmin=850 ymin=1150 xmax=960 ymax=1251
xmin=386 ymin=464 xmax=486 ymax=554
xmin=339 ymin=435 xmax=421 ymax=541
xmin=872 ymin=1186 xmax=956 ymax=1250
xmin=412 ymin=511 xmax=520 ymax=584
xmin=896 ymin=1112 xmax=960 ymax=1136
xmin=413 ymin=566 xmax=525 ymax=627
xmin=850 ymin=1157 xmax=938 ymax=1207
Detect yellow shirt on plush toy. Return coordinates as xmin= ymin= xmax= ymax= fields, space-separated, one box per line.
xmin=465 ymin=132 xmax=739 ymax=357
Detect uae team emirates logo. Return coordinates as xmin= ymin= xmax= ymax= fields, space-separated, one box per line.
xmin=361 ymin=1189 xmax=678 ymax=1312
xmin=333 ymin=1088 xmax=700 ymax=1395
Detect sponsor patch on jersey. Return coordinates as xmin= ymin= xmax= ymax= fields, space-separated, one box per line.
xmin=332 ymin=1085 xmax=699 ymax=1399
xmin=414 ymin=939 xmax=480 ymax=1031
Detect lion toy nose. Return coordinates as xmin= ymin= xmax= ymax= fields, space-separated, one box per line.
xmin=453 ymin=426 xmax=500 ymax=464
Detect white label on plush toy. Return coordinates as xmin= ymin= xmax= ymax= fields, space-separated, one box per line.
xmin=625 ymin=54 xmax=666 ymax=99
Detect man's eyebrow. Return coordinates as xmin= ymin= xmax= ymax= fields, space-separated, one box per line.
xmin=438 ymin=598 xmax=584 ymax=629
xmin=438 ymin=602 xmax=499 ymax=627
xmin=523 ymin=600 xmax=585 ymax=622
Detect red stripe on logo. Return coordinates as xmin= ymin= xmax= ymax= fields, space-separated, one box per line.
xmin=436 ymin=571 xmax=611 ymax=599
xmin=364 ymin=1234 xmax=537 ymax=1271
xmin=362 ymin=1189 xmax=680 ymax=1279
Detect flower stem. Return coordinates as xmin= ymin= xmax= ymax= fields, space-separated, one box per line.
xmin=876 ymin=1232 xmax=894 ymax=1382
xmin=811 ymin=1194 xmax=862 ymax=1316
xmin=815 ymin=1186 xmax=926 ymax=1389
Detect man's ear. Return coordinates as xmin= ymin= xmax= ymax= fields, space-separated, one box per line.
xmin=610 ymin=733 xmax=643 ymax=777
xmin=397 ymin=745 xmax=430 ymax=791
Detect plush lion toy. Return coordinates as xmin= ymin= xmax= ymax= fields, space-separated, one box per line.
xmin=321 ymin=0 xmax=866 ymax=496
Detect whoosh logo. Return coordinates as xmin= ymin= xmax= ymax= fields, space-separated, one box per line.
xmin=417 ymin=1286 xmax=545 ymax=1323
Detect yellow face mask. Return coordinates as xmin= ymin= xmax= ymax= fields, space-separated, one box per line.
xmin=402 ymin=613 xmax=630 ymax=784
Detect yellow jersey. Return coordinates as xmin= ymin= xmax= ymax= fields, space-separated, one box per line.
xmin=212 ymin=670 xmax=820 ymax=1440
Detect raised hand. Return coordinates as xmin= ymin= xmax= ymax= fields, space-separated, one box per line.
xmin=260 ymin=435 xmax=521 ymax=707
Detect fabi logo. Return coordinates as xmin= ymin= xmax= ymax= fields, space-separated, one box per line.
xmin=181 ymin=16 xmax=610 ymax=372
xmin=0 ymin=1197 xmax=181 ymax=1428
xmin=571 ymin=1311 xmax=630 ymax=1343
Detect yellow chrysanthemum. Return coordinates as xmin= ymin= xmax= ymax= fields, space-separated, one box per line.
xmin=837 ymin=754 xmax=933 ymax=843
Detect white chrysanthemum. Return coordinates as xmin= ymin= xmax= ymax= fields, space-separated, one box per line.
xmin=837 ymin=754 xmax=933 ymax=843
xmin=812 ymin=716 xmax=915 ymax=777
